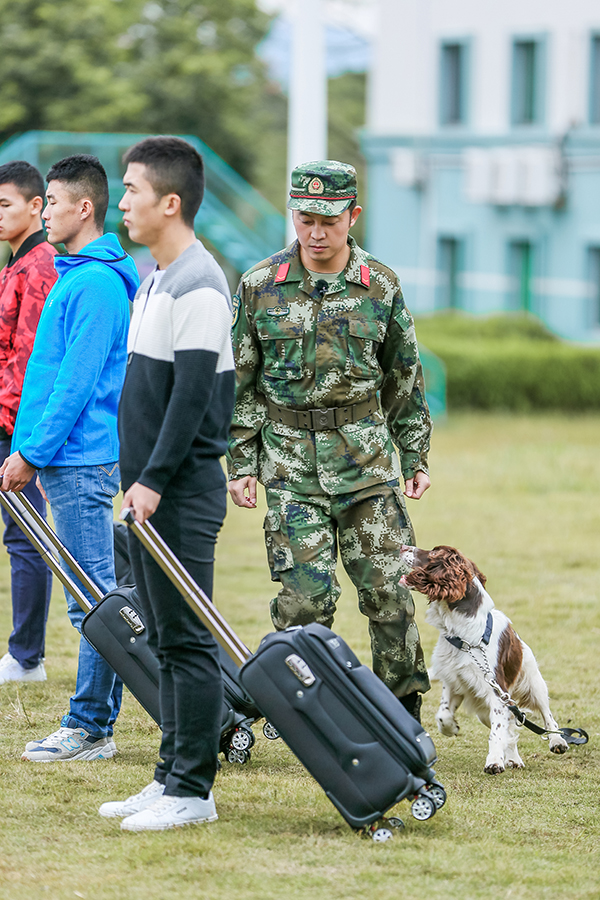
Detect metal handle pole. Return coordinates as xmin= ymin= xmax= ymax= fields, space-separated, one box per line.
xmin=12 ymin=488 xmax=103 ymax=604
xmin=0 ymin=491 xmax=94 ymax=612
xmin=121 ymin=509 xmax=251 ymax=667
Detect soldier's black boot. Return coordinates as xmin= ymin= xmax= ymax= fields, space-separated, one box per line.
xmin=399 ymin=691 xmax=422 ymax=723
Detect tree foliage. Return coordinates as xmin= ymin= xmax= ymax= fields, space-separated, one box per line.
xmin=0 ymin=0 xmax=272 ymax=179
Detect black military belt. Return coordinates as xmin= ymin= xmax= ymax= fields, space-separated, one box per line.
xmin=266 ymin=396 xmax=379 ymax=431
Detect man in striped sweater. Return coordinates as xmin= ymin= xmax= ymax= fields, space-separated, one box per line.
xmin=98 ymin=137 xmax=235 ymax=832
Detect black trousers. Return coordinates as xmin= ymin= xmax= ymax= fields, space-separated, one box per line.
xmin=127 ymin=487 xmax=226 ymax=798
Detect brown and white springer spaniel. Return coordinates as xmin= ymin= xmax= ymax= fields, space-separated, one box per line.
xmin=400 ymin=545 xmax=569 ymax=774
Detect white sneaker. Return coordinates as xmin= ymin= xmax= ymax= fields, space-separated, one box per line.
xmin=0 ymin=653 xmax=46 ymax=685
xmin=99 ymin=780 xmax=165 ymax=818
xmin=121 ymin=791 xmax=218 ymax=832
xmin=21 ymin=727 xmax=118 ymax=762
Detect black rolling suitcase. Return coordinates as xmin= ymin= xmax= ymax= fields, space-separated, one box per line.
xmin=110 ymin=520 xmax=259 ymax=762
xmin=0 ymin=489 xmax=259 ymax=763
xmin=123 ymin=509 xmax=446 ymax=840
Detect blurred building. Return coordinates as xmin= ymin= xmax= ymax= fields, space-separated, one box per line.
xmin=363 ymin=0 xmax=600 ymax=341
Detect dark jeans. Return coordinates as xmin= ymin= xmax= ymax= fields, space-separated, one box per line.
xmin=127 ymin=487 xmax=226 ymax=798
xmin=0 ymin=438 xmax=52 ymax=669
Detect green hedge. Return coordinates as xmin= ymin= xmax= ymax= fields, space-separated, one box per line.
xmin=414 ymin=314 xmax=600 ymax=411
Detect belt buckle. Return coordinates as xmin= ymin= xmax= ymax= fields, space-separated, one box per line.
xmin=311 ymin=407 xmax=335 ymax=430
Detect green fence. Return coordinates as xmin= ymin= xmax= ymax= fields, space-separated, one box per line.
xmin=419 ymin=344 xmax=447 ymax=419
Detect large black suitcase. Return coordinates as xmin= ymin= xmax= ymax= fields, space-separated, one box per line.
xmin=0 ymin=489 xmax=260 ymax=763
xmin=123 ymin=509 xmax=446 ymax=840
xmin=239 ymin=624 xmax=444 ymax=830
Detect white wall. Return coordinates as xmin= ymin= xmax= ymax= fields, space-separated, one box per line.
xmin=368 ymin=0 xmax=600 ymax=136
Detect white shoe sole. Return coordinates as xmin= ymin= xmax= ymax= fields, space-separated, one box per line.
xmin=0 ymin=671 xmax=47 ymax=684
xmin=121 ymin=813 xmax=218 ymax=832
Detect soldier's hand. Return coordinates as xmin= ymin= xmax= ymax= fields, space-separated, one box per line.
xmin=228 ymin=476 xmax=257 ymax=508
xmin=404 ymin=471 xmax=431 ymax=500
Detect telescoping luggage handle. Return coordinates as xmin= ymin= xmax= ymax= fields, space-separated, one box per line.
xmin=0 ymin=486 xmax=100 ymax=613
xmin=120 ymin=508 xmax=251 ymax=668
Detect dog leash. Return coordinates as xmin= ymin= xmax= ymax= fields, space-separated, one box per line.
xmin=446 ymin=626 xmax=589 ymax=746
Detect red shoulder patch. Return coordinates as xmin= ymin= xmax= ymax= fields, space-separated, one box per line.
xmin=360 ymin=265 xmax=370 ymax=288
xmin=275 ymin=263 xmax=290 ymax=283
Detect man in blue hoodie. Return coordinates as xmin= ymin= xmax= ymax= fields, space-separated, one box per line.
xmin=0 ymin=155 xmax=139 ymax=761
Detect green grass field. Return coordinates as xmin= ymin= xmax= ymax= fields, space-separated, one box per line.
xmin=0 ymin=413 xmax=599 ymax=900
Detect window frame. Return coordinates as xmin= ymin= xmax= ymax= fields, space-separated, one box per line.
xmin=439 ymin=39 xmax=470 ymax=127
xmin=589 ymin=34 xmax=600 ymax=125
xmin=437 ymin=236 xmax=464 ymax=310
xmin=511 ymin=36 xmax=546 ymax=127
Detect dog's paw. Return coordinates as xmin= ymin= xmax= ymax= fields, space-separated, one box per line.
xmin=484 ymin=762 xmax=505 ymax=775
xmin=549 ymin=736 xmax=569 ymax=755
xmin=436 ymin=713 xmax=460 ymax=737
xmin=505 ymin=758 xmax=525 ymax=769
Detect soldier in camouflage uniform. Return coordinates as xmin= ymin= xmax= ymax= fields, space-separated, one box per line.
xmin=227 ymin=161 xmax=432 ymax=718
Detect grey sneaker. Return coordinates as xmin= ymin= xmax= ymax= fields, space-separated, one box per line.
xmin=24 ymin=730 xmax=117 ymax=754
xmin=0 ymin=653 xmax=46 ymax=685
xmin=99 ymin=780 xmax=165 ymax=818
xmin=21 ymin=727 xmax=117 ymax=762
xmin=121 ymin=791 xmax=218 ymax=832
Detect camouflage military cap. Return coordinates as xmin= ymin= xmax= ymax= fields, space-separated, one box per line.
xmin=287 ymin=160 xmax=357 ymax=216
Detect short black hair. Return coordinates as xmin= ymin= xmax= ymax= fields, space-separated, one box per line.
xmin=123 ymin=137 xmax=205 ymax=227
xmin=0 ymin=161 xmax=45 ymax=202
xmin=46 ymin=154 xmax=109 ymax=230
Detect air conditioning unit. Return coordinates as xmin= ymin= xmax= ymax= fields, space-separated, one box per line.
xmin=463 ymin=146 xmax=562 ymax=207
xmin=390 ymin=148 xmax=426 ymax=188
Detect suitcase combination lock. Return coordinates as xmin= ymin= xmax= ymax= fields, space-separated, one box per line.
xmin=285 ymin=654 xmax=315 ymax=686
xmin=119 ymin=606 xmax=145 ymax=635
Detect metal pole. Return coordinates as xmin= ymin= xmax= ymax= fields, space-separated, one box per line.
xmin=286 ymin=0 xmax=328 ymax=242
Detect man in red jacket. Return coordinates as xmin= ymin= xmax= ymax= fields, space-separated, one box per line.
xmin=0 ymin=161 xmax=56 ymax=683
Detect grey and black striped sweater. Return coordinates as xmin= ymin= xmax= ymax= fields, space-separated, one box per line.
xmin=118 ymin=240 xmax=235 ymax=497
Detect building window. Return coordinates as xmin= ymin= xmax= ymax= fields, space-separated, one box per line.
xmin=440 ymin=43 xmax=466 ymax=126
xmin=508 ymin=241 xmax=533 ymax=311
xmin=590 ymin=36 xmax=600 ymax=125
xmin=437 ymin=238 xmax=462 ymax=309
xmin=512 ymin=40 xmax=540 ymax=125
xmin=588 ymin=247 xmax=600 ymax=326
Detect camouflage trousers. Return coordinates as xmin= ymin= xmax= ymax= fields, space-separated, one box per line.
xmin=264 ymin=481 xmax=430 ymax=699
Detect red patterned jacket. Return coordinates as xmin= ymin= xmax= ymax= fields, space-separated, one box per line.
xmin=0 ymin=231 xmax=57 ymax=436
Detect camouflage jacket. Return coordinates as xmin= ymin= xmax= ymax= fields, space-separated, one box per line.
xmin=226 ymin=237 xmax=431 ymax=496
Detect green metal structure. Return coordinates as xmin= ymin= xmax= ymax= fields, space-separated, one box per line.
xmin=0 ymin=130 xmax=446 ymax=416
xmin=0 ymin=130 xmax=285 ymax=274
xmin=419 ymin=345 xmax=447 ymax=420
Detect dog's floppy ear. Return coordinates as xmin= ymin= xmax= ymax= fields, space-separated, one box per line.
xmin=404 ymin=547 xmax=469 ymax=603
xmin=469 ymin=559 xmax=487 ymax=587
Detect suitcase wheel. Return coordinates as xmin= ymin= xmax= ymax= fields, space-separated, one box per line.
xmin=371 ymin=827 xmax=394 ymax=843
xmin=230 ymin=726 xmax=255 ymax=752
xmin=263 ymin=721 xmax=280 ymax=741
xmin=425 ymin=783 xmax=447 ymax=810
xmin=226 ymin=747 xmax=251 ymax=765
xmin=411 ymin=793 xmax=436 ymax=821
xmin=363 ymin=817 xmax=404 ymax=842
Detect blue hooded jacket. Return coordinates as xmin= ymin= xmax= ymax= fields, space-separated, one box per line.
xmin=12 ymin=233 xmax=139 ymax=468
